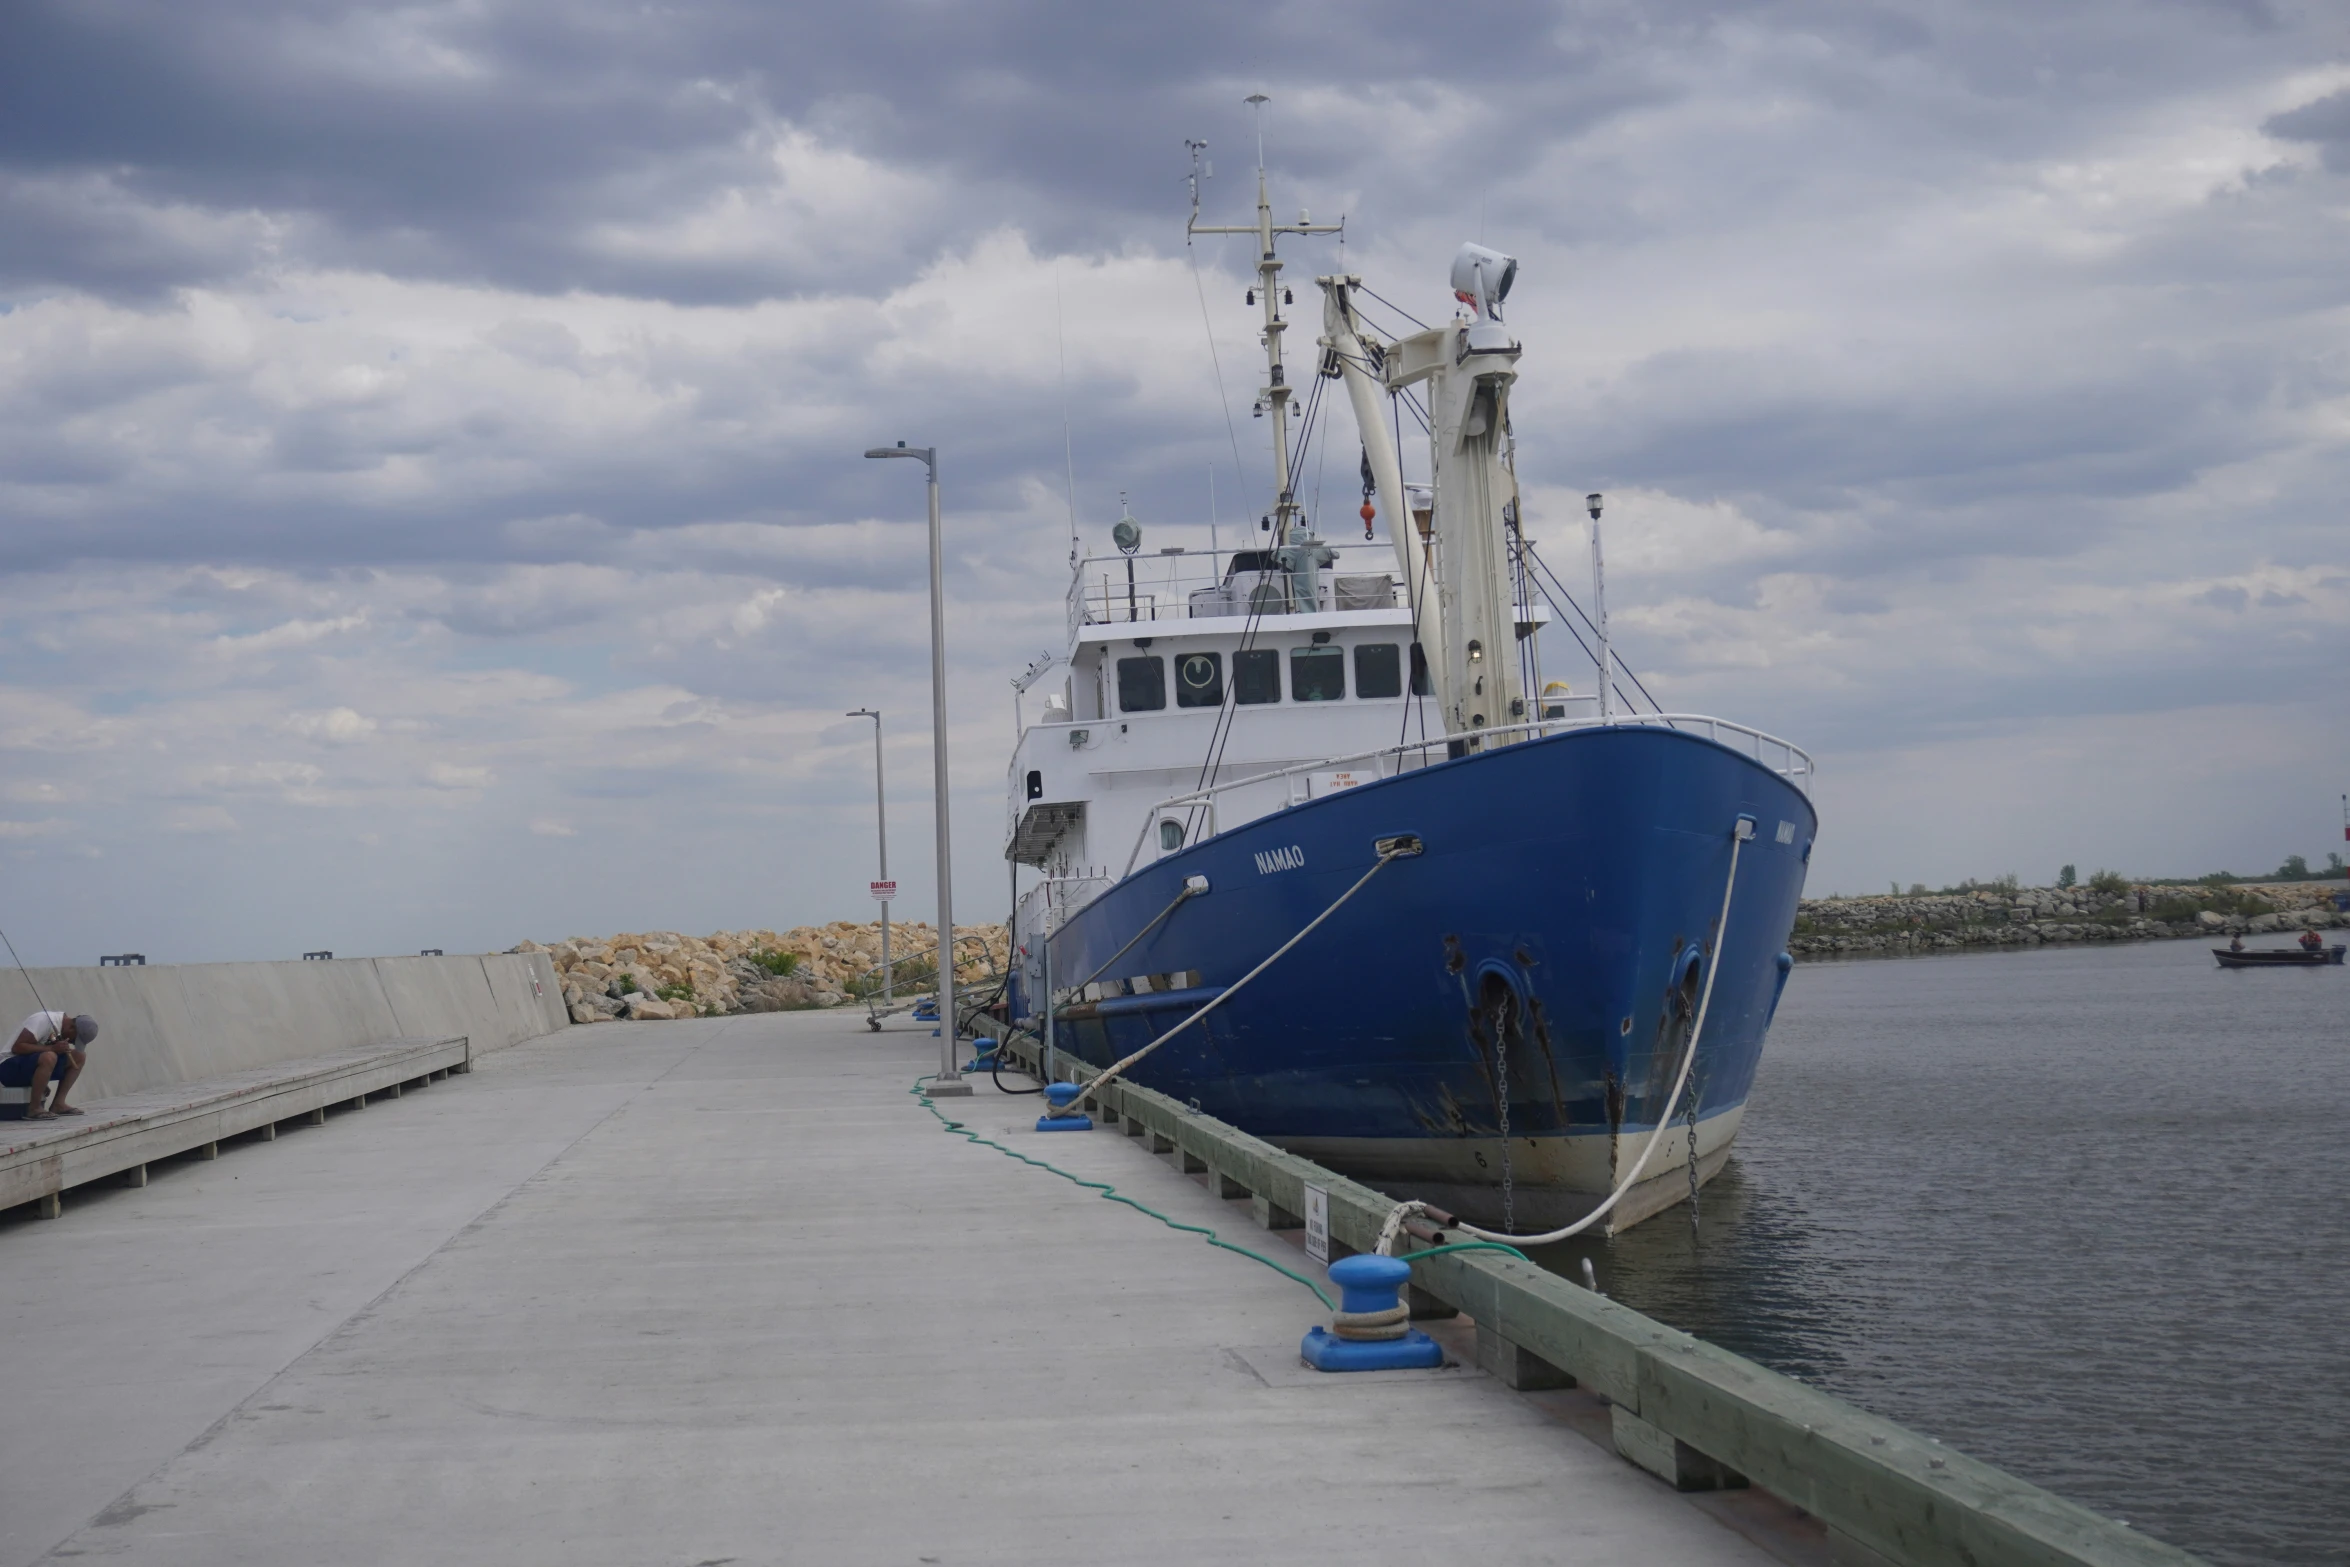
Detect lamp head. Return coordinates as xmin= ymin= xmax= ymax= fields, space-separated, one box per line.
xmin=1449 ymin=242 xmax=1519 ymax=353
xmin=1112 ymin=518 xmax=1142 ymax=555
xmin=1450 ymin=242 xmax=1517 ymax=317
xmin=1586 ymin=492 xmax=1603 ymax=521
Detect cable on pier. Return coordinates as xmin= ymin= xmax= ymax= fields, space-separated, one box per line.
xmin=908 ymin=1075 xmax=1337 ymax=1310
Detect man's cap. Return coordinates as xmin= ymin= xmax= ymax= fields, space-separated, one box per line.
xmin=73 ymin=1015 xmax=97 ymax=1045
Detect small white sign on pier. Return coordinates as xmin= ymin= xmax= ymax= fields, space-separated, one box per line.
xmin=869 ymin=880 xmax=897 ymax=903
xmin=1303 ymin=1184 xmax=1330 ymax=1265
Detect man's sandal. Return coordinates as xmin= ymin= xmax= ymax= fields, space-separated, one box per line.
xmin=53 ymin=1107 xmax=85 ymax=1116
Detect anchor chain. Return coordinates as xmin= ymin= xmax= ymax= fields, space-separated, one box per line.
xmin=1432 ymin=815 xmax=1752 ymax=1250
xmin=1684 ymin=1055 xmax=1702 ymax=1237
xmin=1496 ymin=1002 xmax=1515 ymax=1233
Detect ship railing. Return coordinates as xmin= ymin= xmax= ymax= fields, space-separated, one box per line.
xmin=1009 ymin=873 xmax=1119 ymax=1023
xmin=1117 ymin=712 xmax=1815 ymax=878
xmin=1063 ymin=543 xmax=1410 ymax=641
xmin=1014 ymin=872 xmax=1117 ymax=939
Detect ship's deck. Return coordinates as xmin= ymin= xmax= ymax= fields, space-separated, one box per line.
xmin=1 ymin=1010 xmax=1815 ymax=1566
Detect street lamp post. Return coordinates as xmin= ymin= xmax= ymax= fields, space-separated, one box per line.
xmin=845 ymin=708 xmax=891 ymax=1004
xmin=864 ymin=441 xmax=968 ymax=1095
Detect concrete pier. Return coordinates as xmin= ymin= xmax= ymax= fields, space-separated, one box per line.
xmin=0 ymin=1009 xmax=1825 ymax=1567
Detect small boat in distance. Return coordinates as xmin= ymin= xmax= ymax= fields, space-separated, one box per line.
xmin=2213 ymin=944 xmax=2345 ymax=968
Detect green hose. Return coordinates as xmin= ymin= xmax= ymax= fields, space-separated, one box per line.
xmin=1398 ymin=1239 xmax=1533 ymax=1266
xmin=910 ymin=1076 xmax=1338 ymax=1311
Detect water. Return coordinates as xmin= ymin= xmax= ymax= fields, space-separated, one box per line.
xmin=1535 ymin=938 xmax=2347 ymax=1567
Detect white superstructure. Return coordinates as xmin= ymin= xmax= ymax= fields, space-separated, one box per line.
xmin=1004 ymin=133 xmax=1556 ymax=953
xmin=1009 ymin=537 xmax=1465 ymax=879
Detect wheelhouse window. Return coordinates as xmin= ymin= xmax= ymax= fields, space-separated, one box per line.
xmin=1234 ymin=648 xmax=1281 ymax=705
xmin=1174 ymin=650 xmax=1224 ymax=708
xmin=1159 ymin=820 xmax=1184 ymax=850
xmin=1408 ymin=642 xmax=1433 ymax=696
xmin=1354 ymin=643 xmax=1403 ymax=699
xmin=1290 ymin=645 xmax=1346 ymax=702
xmin=1116 ymin=655 xmax=1166 ymax=712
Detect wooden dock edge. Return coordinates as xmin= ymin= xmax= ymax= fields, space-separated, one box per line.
xmin=992 ymin=1032 xmax=2201 ymax=1567
xmin=1 ymin=1034 xmax=472 ymax=1217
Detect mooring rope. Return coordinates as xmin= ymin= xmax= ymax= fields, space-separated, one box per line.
xmin=1042 ymin=845 xmax=1412 ymax=1119
xmin=1376 ymin=819 xmax=1752 ymax=1252
xmin=1330 ymin=1302 xmax=1411 ymax=1341
xmin=1056 ymin=879 xmax=1206 ymax=1000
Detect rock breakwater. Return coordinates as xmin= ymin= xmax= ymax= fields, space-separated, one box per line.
xmin=515 ymin=922 xmax=1011 ymax=1023
xmin=1792 ymin=880 xmax=2347 ymax=959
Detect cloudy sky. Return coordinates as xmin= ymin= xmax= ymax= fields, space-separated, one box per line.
xmin=2 ymin=0 xmax=2346 ymax=964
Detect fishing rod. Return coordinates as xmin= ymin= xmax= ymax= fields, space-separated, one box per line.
xmin=0 ymin=926 xmax=49 ymax=1016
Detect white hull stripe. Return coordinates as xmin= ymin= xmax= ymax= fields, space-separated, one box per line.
xmin=1053 ymin=969 xmax=1204 ymax=1007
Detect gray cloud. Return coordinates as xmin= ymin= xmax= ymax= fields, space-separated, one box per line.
xmin=2266 ymin=85 xmax=2350 ymax=168
xmin=3 ymin=0 xmax=2348 ymax=961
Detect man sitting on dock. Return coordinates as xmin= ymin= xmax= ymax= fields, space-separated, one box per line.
xmin=4 ymin=1010 xmax=97 ymax=1120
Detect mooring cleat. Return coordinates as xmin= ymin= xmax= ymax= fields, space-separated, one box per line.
xmin=1300 ymin=1254 xmax=1444 ymax=1371
xmin=1035 ymin=1081 xmax=1093 ymax=1132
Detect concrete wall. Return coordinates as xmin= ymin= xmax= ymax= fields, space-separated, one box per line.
xmin=0 ymin=953 xmax=569 ymax=1100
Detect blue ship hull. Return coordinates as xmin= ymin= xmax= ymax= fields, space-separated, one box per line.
xmin=1018 ymin=725 xmax=1817 ymax=1232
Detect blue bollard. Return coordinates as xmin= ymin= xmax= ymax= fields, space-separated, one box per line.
xmin=1300 ymin=1254 xmax=1444 ymax=1371
xmin=1035 ymin=1081 xmax=1093 ymax=1132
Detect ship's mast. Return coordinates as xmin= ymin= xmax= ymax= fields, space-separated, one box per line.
xmin=1188 ymin=96 xmax=1342 ymax=546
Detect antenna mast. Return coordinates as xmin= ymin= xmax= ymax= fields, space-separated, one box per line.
xmin=1054 ymin=259 xmax=1079 ymax=568
xmin=1188 ymin=94 xmax=1342 ymax=546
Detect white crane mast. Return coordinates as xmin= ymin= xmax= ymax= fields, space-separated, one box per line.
xmin=1317 ymin=276 xmax=1449 ymax=707
xmin=1375 ymin=243 xmax=1530 ymax=748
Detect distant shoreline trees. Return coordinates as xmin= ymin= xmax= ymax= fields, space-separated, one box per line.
xmin=1863 ymin=850 xmax=2346 ymax=901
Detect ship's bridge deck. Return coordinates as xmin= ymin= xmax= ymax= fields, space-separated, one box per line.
xmin=1013 ymin=541 xmax=1559 ymax=877
xmin=1067 ymin=540 xmax=1557 ymax=641
xmin=1069 ymin=540 xmax=1408 ymax=638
